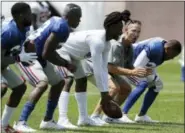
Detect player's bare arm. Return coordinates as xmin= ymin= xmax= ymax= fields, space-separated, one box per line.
xmin=42 ymin=32 xmax=70 ymax=67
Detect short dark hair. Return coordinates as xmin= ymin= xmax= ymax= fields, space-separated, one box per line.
xmin=104 ymin=11 xmax=123 ymax=29
xmin=168 ymin=39 xmax=182 ymax=53
xmin=11 ymin=2 xmax=30 ymax=18
xmin=63 ymin=3 xmax=81 ymax=16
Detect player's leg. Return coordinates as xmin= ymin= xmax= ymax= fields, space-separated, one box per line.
xmin=91 ymin=75 xmax=120 ymax=124
xmin=83 ymin=59 xmax=122 ymax=122
xmin=113 ymin=76 xmax=132 ymax=106
xmin=1 ymin=75 xmax=8 ymax=98
xmin=73 ymin=61 xmax=100 ymax=126
xmin=135 ymin=75 xmax=162 ymax=123
xmin=39 ymin=61 xmax=65 ymax=130
xmin=13 ymin=61 xmax=49 ymax=132
xmin=1 ymin=67 xmax=26 ymax=133
xmin=101 ymin=76 xmax=134 ymax=124
xmin=122 ymin=76 xmax=148 ymax=116
xmin=57 ymin=67 xmax=77 ymax=129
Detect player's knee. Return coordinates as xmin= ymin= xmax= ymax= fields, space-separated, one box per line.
xmin=66 ymin=77 xmax=74 ymax=86
xmin=1 ymin=83 xmax=8 ymax=98
xmin=1 ymin=83 xmax=8 ymax=89
xmin=154 ymin=80 xmax=163 ymax=92
xmin=18 ymin=83 xmax=27 ymax=94
xmin=75 ymin=77 xmax=87 ymax=92
xmin=64 ymin=77 xmax=74 ymax=92
xmin=120 ymin=86 xmax=132 ymax=95
xmin=12 ymin=83 xmax=27 ymax=94
xmin=36 ymin=81 xmax=48 ymax=92
xmin=58 ymin=79 xmax=65 ymax=87
xmin=109 ymin=86 xmax=120 ymax=97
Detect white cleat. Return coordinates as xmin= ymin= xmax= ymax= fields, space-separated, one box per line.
xmin=102 ymin=115 xmax=134 ymax=124
xmin=134 ymin=115 xmax=159 ymax=123
xmin=13 ymin=121 xmax=37 ymax=132
xmin=102 ymin=115 xmax=121 ymax=124
xmin=77 ymin=117 xmax=103 ymax=126
xmin=58 ymin=119 xmax=78 ymax=129
xmin=118 ymin=114 xmax=135 ymax=123
xmin=40 ymin=120 xmax=65 ymax=130
xmin=91 ymin=114 xmax=108 ymax=125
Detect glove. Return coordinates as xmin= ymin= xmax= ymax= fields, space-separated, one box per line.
xmin=17 ymin=46 xmax=38 ymax=65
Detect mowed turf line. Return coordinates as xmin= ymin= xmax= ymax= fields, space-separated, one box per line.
xmin=1 ymin=60 xmax=184 ymax=133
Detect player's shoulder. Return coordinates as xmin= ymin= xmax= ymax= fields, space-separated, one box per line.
xmin=150 ymin=37 xmax=165 ymax=43
xmin=1 ymin=19 xmax=17 ymax=37
xmin=51 ymin=16 xmax=68 ymax=26
xmin=133 ymin=37 xmax=165 ymax=47
xmin=110 ymin=40 xmax=121 ymax=50
xmin=87 ymin=29 xmax=105 ymax=42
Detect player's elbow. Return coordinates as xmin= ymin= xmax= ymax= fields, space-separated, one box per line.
xmin=108 ymin=64 xmax=117 ymax=74
xmin=42 ymin=50 xmax=49 ymax=60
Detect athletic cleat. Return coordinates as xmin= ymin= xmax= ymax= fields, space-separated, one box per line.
xmin=13 ymin=121 xmax=36 ymax=132
xmin=118 ymin=114 xmax=135 ymax=123
xmin=134 ymin=115 xmax=159 ymax=123
xmin=58 ymin=119 xmax=78 ymax=129
xmin=77 ymin=117 xmax=103 ymax=126
xmin=91 ymin=114 xmax=108 ymax=125
xmin=40 ymin=119 xmax=65 ymax=130
xmin=2 ymin=125 xmax=21 ymax=133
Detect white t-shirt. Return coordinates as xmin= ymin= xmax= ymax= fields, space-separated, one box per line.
xmin=62 ymin=30 xmax=111 ymax=92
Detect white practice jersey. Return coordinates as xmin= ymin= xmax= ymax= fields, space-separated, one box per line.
xmin=61 ymin=30 xmax=111 ymax=92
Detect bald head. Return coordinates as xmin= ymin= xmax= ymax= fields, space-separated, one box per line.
xmin=62 ymin=3 xmax=82 ymax=28
xmin=63 ymin=3 xmax=81 ymax=17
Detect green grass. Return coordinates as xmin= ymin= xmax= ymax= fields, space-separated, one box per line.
xmin=1 ymin=60 xmax=184 ymax=133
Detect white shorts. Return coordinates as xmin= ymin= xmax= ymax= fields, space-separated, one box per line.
xmin=57 ymin=66 xmax=74 ymax=78
xmin=125 ymin=69 xmax=163 ymax=92
xmin=57 ymin=48 xmax=86 ymax=79
xmin=1 ymin=67 xmax=24 ymax=88
xmin=17 ymin=60 xmax=62 ymax=87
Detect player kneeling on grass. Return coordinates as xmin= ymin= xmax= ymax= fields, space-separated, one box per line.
xmin=87 ymin=20 xmax=151 ymax=124
xmin=1 ymin=3 xmax=36 ymax=133
xmin=57 ymin=11 xmax=125 ymax=127
xmin=121 ymin=37 xmax=182 ymax=123
xmin=13 ymin=3 xmax=82 ymax=132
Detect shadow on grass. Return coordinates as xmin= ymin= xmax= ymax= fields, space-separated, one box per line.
xmin=38 ymin=128 xmax=120 ymax=133
xmin=29 ymin=122 xmax=184 ymax=133
xmin=129 ymin=122 xmax=184 ymax=127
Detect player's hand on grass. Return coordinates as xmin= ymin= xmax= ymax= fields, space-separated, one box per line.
xmin=100 ymin=92 xmax=122 ymax=118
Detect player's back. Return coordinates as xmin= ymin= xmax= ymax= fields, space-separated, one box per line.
xmin=28 ymin=16 xmax=70 ymax=55
xmin=133 ymin=37 xmax=165 ymax=66
xmin=62 ymin=30 xmax=105 ymax=60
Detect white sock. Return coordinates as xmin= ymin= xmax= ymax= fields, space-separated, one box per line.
xmin=58 ymin=91 xmax=70 ymax=121
xmin=91 ymin=112 xmax=101 ymax=117
xmin=75 ymin=92 xmax=88 ymax=121
xmin=2 ymin=105 xmax=15 ymax=127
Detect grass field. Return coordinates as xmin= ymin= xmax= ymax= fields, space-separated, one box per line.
xmin=1 ymin=60 xmax=184 ymax=133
